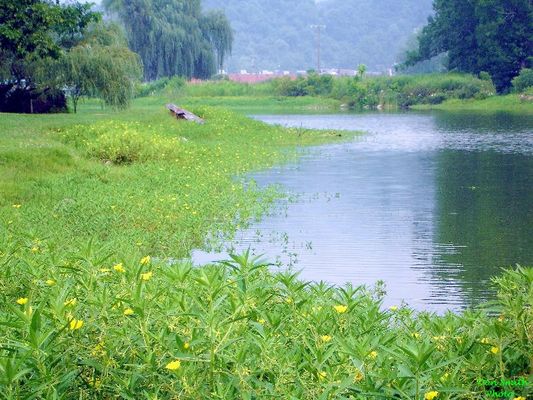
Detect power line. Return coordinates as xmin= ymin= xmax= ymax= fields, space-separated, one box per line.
xmin=310 ymin=25 xmax=326 ymax=73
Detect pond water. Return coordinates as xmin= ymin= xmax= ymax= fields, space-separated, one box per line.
xmin=194 ymin=111 xmax=533 ymax=312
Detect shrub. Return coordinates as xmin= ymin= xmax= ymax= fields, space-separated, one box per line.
xmin=304 ymin=73 xmax=334 ymax=96
xmin=512 ymin=68 xmax=533 ymax=93
xmin=271 ymin=77 xmax=309 ymax=96
xmin=56 ymin=121 xmax=182 ymax=164
xmin=136 ymin=78 xmax=171 ymax=97
xmin=136 ymin=77 xmax=185 ymax=98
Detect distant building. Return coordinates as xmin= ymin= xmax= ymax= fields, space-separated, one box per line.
xmin=227 ymin=72 xmax=296 ymax=83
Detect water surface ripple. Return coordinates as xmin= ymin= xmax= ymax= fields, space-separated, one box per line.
xmin=194 ymin=111 xmax=533 ymax=312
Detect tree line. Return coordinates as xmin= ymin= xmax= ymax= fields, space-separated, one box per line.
xmin=404 ymin=0 xmax=532 ymax=92
xmin=1 ymin=0 xmax=530 ymax=113
xmin=0 ymin=0 xmax=233 ymax=113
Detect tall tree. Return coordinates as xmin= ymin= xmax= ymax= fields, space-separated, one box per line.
xmin=103 ymin=0 xmax=232 ymax=81
xmin=1 ymin=1 xmax=142 ymax=113
xmin=0 ymin=0 xmax=101 ymax=112
xmin=0 ymin=0 xmax=99 ymax=82
xmin=41 ymin=23 xmax=143 ymax=112
xmin=405 ymin=0 xmax=533 ymax=92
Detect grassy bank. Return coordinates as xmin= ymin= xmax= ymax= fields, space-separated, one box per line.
xmin=411 ymin=94 xmax=533 ymax=114
xmin=139 ymin=79 xmax=342 ymax=113
xmin=183 ymin=95 xmax=342 ymax=113
xmin=1 ymin=98 xmax=531 ymax=398
xmin=0 ymin=98 xmax=353 ymax=257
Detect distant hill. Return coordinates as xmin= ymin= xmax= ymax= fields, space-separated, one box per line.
xmin=202 ymin=0 xmax=434 ymax=73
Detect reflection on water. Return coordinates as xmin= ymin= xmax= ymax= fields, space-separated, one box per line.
xmin=193 ymin=111 xmax=533 ymax=312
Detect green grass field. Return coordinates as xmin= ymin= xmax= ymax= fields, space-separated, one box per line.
xmin=0 ymin=97 xmax=531 ymax=399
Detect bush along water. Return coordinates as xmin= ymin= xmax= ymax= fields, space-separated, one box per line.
xmin=511 ymin=68 xmax=533 ymax=94
xmin=0 ymin=238 xmax=531 ymax=399
xmin=270 ymin=73 xmax=495 ymax=110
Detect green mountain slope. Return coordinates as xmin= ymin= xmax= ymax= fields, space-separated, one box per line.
xmin=203 ymin=0 xmax=434 ymax=72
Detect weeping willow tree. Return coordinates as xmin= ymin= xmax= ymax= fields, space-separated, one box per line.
xmin=103 ymin=0 xmax=232 ymax=80
xmin=35 ymin=22 xmax=143 ymax=112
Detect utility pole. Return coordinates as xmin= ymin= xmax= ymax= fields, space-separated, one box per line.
xmin=310 ymin=25 xmax=325 ymax=73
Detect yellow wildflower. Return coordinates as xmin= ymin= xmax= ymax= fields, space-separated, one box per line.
xmin=69 ymin=319 xmax=84 ymax=330
xmin=334 ymin=305 xmax=348 ymax=314
xmin=140 ymin=256 xmax=151 ymax=265
xmin=123 ymin=308 xmax=134 ymax=316
xmin=354 ymin=371 xmax=364 ymax=382
xmin=113 ymin=263 xmax=125 ymax=273
xmin=368 ymin=351 xmax=378 ymax=360
xmin=490 ymin=346 xmax=499 ymax=354
xmin=440 ymin=372 xmax=450 ymax=382
xmin=498 ymin=315 xmax=505 ymax=322
xmin=165 ymin=360 xmax=181 ymax=370
xmin=425 ymin=391 xmax=439 ymax=400
xmin=99 ymin=268 xmax=111 ymax=273
xmin=64 ymin=298 xmax=77 ymax=307
xmin=31 ymin=247 xmax=39 ymax=253
xmin=412 ymin=332 xmax=421 ymax=339
xmin=16 ymin=297 xmax=28 ymax=305
xmin=46 ymin=279 xmax=56 ymax=286
xmin=91 ymin=341 xmax=106 ymax=356
xmin=12 ymin=204 xmax=21 ymax=208
xmin=318 ymin=371 xmax=327 ymax=380
xmin=389 ymin=305 xmax=398 ymax=311
xmin=285 ymin=297 xmax=293 ymax=304
xmin=258 ymin=318 xmax=266 ymax=324
xmin=513 ymin=397 xmax=526 ymax=400
xmin=183 ymin=342 xmax=190 ymax=350
xmin=141 ymin=271 xmax=153 ymax=281
xmin=88 ymin=378 xmax=101 ymax=388
xmin=320 ymin=335 xmax=332 ymax=343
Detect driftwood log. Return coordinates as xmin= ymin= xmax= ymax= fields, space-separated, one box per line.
xmin=166 ymin=104 xmax=204 ymax=124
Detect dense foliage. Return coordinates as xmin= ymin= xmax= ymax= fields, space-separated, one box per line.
xmin=0 ymin=242 xmax=531 ymax=398
xmin=405 ymin=0 xmax=533 ymax=92
xmin=203 ymin=0 xmax=433 ymax=72
xmin=0 ymin=0 xmax=99 ymax=112
xmin=512 ymin=68 xmax=533 ymax=93
xmin=0 ymin=0 xmax=98 ymax=75
xmin=103 ymin=0 xmax=233 ymax=80
xmin=270 ymin=73 xmax=495 ymax=109
xmin=53 ymin=23 xmax=142 ymax=112
xmin=0 ymin=1 xmax=142 ymax=113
